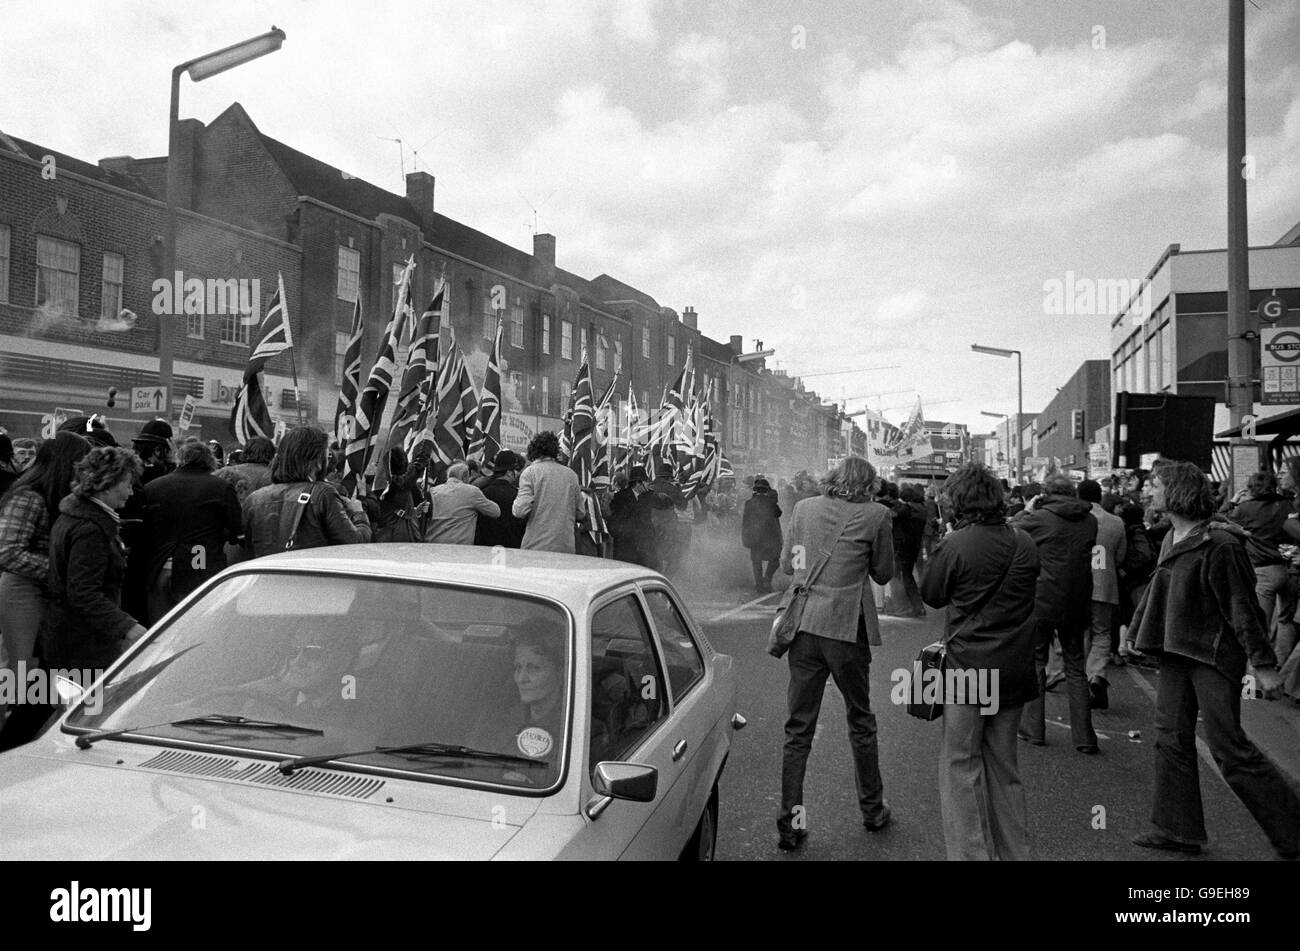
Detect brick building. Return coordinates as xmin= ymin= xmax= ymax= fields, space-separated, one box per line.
xmin=0 ymin=104 xmax=859 ymax=475
xmin=1032 ymin=359 xmax=1111 ymax=476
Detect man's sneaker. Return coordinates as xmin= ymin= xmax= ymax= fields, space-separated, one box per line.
xmin=777 ymin=828 xmax=807 ymax=851
xmin=863 ymin=803 xmax=892 ymax=832
xmin=1132 ymin=831 xmax=1201 ymax=855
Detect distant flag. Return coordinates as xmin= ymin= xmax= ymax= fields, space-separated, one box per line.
xmin=333 ymin=297 xmax=363 ymax=446
xmin=345 ymin=258 xmax=413 ymax=491
xmin=568 ymin=348 xmax=596 ymax=484
xmin=469 ymin=319 xmax=503 ymax=464
xmin=230 ymin=272 xmax=294 ymax=446
xmin=390 ymin=282 xmax=443 ymax=454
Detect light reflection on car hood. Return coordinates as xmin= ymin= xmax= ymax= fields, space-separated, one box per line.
xmin=0 ymin=743 xmax=545 ymax=861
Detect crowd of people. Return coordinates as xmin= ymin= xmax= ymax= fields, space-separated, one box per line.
xmin=0 ymin=415 xmax=742 ymax=749
xmin=762 ymin=454 xmax=1300 ymax=860
xmin=4 ymin=414 xmax=1299 ymax=861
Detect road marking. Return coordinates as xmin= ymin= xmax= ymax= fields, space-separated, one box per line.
xmin=1122 ymin=663 xmax=1226 ymax=788
xmin=709 ymin=592 xmax=779 ymax=623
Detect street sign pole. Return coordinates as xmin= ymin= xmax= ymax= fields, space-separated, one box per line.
xmin=1226 ymin=0 xmax=1255 ymax=494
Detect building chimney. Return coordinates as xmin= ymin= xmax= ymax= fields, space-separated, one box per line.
xmin=533 ymin=233 xmax=556 ymax=285
xmin=682 ymin=306 xmax=698 ymax=330
xmin=729 ymin=334 xmax=743 ymax=355
xmin=98 ymin=156 xmax=135 ymax=177
xmin=405 ymin=171 xmax=435 ymax=224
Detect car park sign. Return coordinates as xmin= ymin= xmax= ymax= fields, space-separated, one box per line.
xmin=1262 ymin=327 xmax=1300 ymax=405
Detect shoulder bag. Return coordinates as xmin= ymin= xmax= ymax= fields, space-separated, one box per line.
xmin=907 ymin=528 xmax=1017 ymax=721
xmin=767 ymin=520 xmax=850 ymax=659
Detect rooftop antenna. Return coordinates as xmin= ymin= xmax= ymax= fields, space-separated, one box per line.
xmin=517 ymin=187 xmax=558 ymax=236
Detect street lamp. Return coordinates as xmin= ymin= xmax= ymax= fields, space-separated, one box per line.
xmin=160 ymin=27 xmax=287 ymax=417
xmin=971 ymin=343 xmax=1023 ymax=485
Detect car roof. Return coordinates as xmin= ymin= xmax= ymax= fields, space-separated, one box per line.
xmin=233 ymin=544 xmax=667 ymax=606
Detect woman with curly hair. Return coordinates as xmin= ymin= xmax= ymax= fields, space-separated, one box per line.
xmin=45 ymin=446 xmax=149 ymax=671
xmin=774 ymin=455 xmax=895 ymax=850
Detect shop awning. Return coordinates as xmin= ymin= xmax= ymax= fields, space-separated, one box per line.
xmin=1215 ymin=406 xmax=1300 ymax=438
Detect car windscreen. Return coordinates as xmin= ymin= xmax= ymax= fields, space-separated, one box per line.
xmin=66 ymin=571 xmax=571 ymax=791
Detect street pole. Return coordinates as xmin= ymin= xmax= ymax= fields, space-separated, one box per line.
xmin=1016 ymin=350 xmax=1024 ymax=486
xmin=1226 ymin=0 xmax=1254 ymax=493
xmin=159 ymin=66 xmax=183 ymax=421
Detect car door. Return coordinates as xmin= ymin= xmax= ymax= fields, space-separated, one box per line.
xmin=573 ymin=588 xmax=683 ymax=860
xmin=635 ymin=585 xmax=716 ymax=853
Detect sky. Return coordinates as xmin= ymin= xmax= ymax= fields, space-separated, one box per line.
xmin=3 ymin=0 xmax=1299 ymax=433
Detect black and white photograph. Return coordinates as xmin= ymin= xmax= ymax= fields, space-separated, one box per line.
xmin=0 ymin=0 xmax=1296 ymax=925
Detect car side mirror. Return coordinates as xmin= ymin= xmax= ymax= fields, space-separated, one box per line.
xmin=592 ymin=762 xmax=658 ymax=803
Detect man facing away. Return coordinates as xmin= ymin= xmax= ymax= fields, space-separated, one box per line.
xmin=512 ymin=431 xmax=584 ymax=554
xmin=426 ymin=461 xmax=500 ymax=545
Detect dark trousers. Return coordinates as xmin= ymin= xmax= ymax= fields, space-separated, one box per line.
xmin=1020 ymin=617 xmax=1096 ymax=748
xmin=750 ymin=551 xmax=778 ymax=587
xmin=778 ymin=625 xmax=886 ymax=833
xmin=1150 ymin=652 xmax=1300 ymax=855
xmin=888 ymin=556 xmax=925 ymax=615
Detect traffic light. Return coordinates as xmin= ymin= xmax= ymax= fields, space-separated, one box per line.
xmin=1071 ymin=409 xmax=1084 ymax=441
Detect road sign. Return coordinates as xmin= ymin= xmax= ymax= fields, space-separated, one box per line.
xmin=177 ymin=394 xmax=197 ymax=432
xmin=1259 ymin=294 xmax=1287 ymax=324
xmin=1261 ymin=327 xmax=1300 ymax=405
xmin=131 ymin=386 xmax=168 ymax=414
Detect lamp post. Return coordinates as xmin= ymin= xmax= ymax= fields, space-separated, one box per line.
xmin=972 ymin=344 xmax=1023 ymax=485
xmin=161 ymin=27 xmax=286 ymax=418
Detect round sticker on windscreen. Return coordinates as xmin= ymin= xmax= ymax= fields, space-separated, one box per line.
xmin=517 ymin=727 xmax=553 ymax=758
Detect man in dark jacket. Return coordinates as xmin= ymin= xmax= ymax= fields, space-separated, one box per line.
xmin=885 ymin=485 xmax=927 ymax=617
xmin=1012 ymin=473 xmax=1100 ymax=752
xmin=121 ymin=418 xmax=176 ymax=623
xmin=476 ymin=450 xmax=524 ymax=549
xmin=742 ymin=477 xmax=783 ymax=593
xmin=610 ymin=465 xmax=672 ymax=568
xmin=137 ymin=437 xmax=243 ymax=622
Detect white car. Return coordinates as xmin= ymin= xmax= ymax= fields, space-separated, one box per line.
xmin=0 ymin=545 xmax=744 ymax=860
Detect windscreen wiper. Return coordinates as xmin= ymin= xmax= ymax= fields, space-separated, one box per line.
xmin=279 ymin=741 xmax=549 ymax=775
xmin=76 ymin=713 xmax=324 ymax=749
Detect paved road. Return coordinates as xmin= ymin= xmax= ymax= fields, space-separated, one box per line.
xmin=672 ymin=553 xmax=1279 ymax=861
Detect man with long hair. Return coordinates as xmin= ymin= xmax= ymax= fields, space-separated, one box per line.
xmin=921 ymin=463 xmax=1040 ymax=859
xmin=775 ymin=455 xmax=895 ymax=851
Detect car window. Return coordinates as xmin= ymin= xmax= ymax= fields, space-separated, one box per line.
xmin=65 ymin=573 xmax=570 ymax=792
xmin=589 ymin=594 xmax=667 ymax=772
xmin=643 ymin=589 xmax=705 ymax=700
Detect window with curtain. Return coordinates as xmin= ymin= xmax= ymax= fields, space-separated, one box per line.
xmin=510 ymin=300 xmax=524 ymax=348
xmin=336 ymin=247 xmax=360 ymax=302
xmin=667 ymin=334 xmax=675 ymax=365
xmin=36 ymin=235 xmax=80 ymax=317
xmin=101 ymin=252 xmax=124 ymax=321
xmin=561 ymin=320 xmax=573 ymax=360
xmin=541 ymin=375 xmax=550 ymax=416
xmin=542 ymin=315 xmax=551 ymax=354
xmin=641 ymin=324 xmax=650 ymax=358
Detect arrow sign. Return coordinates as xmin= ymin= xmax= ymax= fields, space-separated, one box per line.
xmin=131 ymin=386 xmax=169 ymax=414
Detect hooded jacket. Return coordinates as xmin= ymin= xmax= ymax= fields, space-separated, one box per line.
xmin=1130 ymin=521 xmax=1277 ymax=682
xmin=1011 ymin=494 xmax=1097 ymax=625
xmin=45 ymin=494 xmax=137 ymax=669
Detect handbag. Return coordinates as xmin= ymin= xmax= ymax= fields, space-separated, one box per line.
xmin=768 ymin=522 xmax=850 ymax=659
xmin=906 ymin=532 xmax=1016 ymax=721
